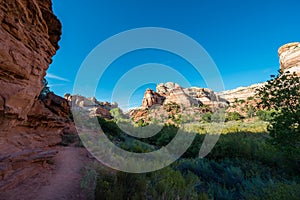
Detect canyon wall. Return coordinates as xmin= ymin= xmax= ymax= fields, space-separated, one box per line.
xmin=278 ymin=42 xmax=300 ymax=76
xmin=0 ymin=0 xmax=68 ymax=191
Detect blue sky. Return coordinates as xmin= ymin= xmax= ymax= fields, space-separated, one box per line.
xmin=49 ymin=0 xmax=300 ymax=109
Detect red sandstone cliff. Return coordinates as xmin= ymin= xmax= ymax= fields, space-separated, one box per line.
xmin=0 ymin=0 xmax=70 ymax=191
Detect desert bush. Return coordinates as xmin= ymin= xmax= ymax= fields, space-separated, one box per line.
xmin=256 ymin=109 xmax=276 ymax=121
xmin=119 ymin=137 xmax=155 ymax=153
xmin=97 ymin=117 xmax=122 ymax=138
xmin=81 ymin=164 xmax=99 ymax=200
xmin=89 ymin=116 xmax=300 ymax=200
xmin=201 ymin=112 xmax=212 ymax=123
xmin=110 ymin=108 xmax=126 ymax=121
xmin=226 ymin=112 xmax=243 ymax=121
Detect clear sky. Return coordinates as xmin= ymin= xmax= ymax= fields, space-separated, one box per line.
xmin=49 ymin=0 xmax=300 ymax=109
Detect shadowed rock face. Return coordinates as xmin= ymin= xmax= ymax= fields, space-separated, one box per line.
xmin=0 ymin=0 xmax=66 ymax=192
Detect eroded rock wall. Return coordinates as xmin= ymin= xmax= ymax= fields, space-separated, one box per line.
xmin=278 ymin=42 xmax=300 ymax=76
xmin=0 ymin=0 xmax=65 ymax=191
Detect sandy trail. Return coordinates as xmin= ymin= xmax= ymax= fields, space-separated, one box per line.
xmin=1 ymin=147 xmax=90 ymax=200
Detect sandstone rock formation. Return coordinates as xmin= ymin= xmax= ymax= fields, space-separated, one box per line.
xmin=130 ymin=82 xmax=229 ymax=123
xmin=278 ymin=42 xmax=300 ymax=76
xmin=183 ymin=87 xmax=228 ymax=107
xmin=67 ymin=95 xmax=116 ymax=119
xmin=43 ymin=92 xmax=71 ymax=118
xmin=217 ymin=83 xmax=264 ymax=104
xmin=142 ymin=89 xmax=165 ymax=108
xmin=0 ymin=0 xmax=61 ymax=120
xmin=141 ymin=82 xmax=228 ymax=109
xmin=0 ymin=0 xmax=66 ymax=192
xmin=156 ymin=82 xmax=181 ymax=95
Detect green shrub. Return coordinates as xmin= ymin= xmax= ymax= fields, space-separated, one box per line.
xmin=110 ymin=108 xmax=126 ymax=121
xmin=256 ymin=109 xmax=276 ymax=121
xmin=201 ymin=112 xmax=212 ymax=122
xmin=226 ymin=112 xmax=243 ymax=121
xmin=97 ymin=117 xmax=122 ymax=138
xmin=81 ymin=164 xmax=98 ymax=200
xmin=81 ymin=113 xmax=299 ymax=200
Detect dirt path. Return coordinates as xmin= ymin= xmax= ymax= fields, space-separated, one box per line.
xmin=34 ymin=147 xmax=88 ymax=200
xmin=1 ymin=147 xmax=91 ymax=200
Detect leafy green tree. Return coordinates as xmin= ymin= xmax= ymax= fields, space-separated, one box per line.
xmin=239 ymin=99 xmax=246 ymax=104
xmin=256 ymin=71 xmax=300 ymax=150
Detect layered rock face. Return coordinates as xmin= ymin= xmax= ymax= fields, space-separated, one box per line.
xmin=130 ymin=82 xmax=229 ymax=123
xmin=142 ymin=89 xmax=164 ymax=108
xmin=217 ymin=83 xmax=264 ymax=104
xmin=157 ymin=83 xmax=200 ymax=108
xmin=67 ymin=94 xmax=117 ymax=119
xmin=278 ymin=42 xmax=300 ymax=76
xmin=0 ymin=0 xmax=61 ymax=120
xmin=148 ymin=82 xmax=228 ymax=109
xmin=0 ymin=0 xmax=65 ymax=191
